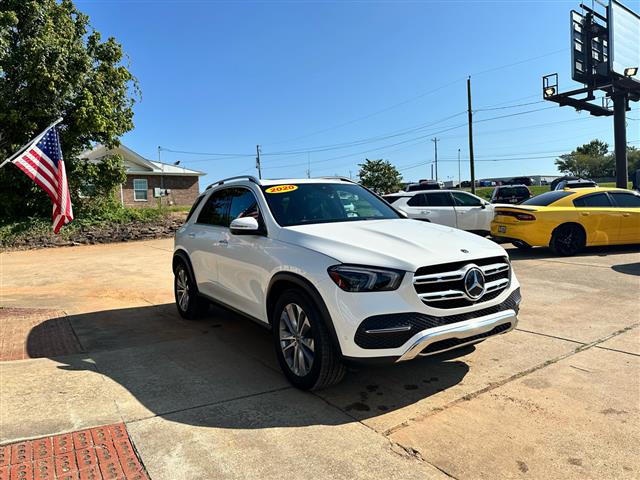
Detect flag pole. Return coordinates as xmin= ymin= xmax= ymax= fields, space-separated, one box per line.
xmin=0 ymin=117 xmax=64 ymax=169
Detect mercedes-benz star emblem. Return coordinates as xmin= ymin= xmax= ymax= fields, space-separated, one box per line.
xmin=464 ymin=267 xmax=485 ymax=300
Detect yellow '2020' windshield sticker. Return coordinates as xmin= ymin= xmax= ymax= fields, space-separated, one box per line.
xmin=265 ymin=184 xmax=298 ymax=194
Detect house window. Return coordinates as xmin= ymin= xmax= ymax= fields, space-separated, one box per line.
xmin=133 ymin=179 xmax=148 ymax=201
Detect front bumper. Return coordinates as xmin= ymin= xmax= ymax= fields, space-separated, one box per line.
xmin=396 ymin=309 xmax=517 ymax=362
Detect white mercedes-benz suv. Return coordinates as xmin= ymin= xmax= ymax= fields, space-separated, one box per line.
xmin=173 ymin=176 xmax=521 ymax=390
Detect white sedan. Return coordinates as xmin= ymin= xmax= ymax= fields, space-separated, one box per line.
xmin=383 ymin=190 xmax=495 ymax=235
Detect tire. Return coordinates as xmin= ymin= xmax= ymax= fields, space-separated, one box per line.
xmin=272 ymin=289 xmax=346 ymax=390
xmin=550 ymin=224 xmax=585 ymax=256
xmin=174 ymin=260 xmax=209 ymax=320
xmin=512 ymin=240 xmax=532 ymax=250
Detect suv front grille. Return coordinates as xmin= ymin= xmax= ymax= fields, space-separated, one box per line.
xmin=413 ymin=256 xmax=510 ymax=309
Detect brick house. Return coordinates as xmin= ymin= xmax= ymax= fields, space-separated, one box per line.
xmin=81 ymin=144 xmax=205 ymax=207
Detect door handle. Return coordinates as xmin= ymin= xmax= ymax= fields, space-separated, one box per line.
xmin=623 ymin=213 xmax=631 ymax=217
xmin=580 ymin=212 xmax=590 ymax=216
xmin=218 ymin=239 xmax=229 ymax=246
xmin=187 ymin=233 xmax=196 ymax=238
xmin=421 ymin=210 xmax=431 ymax=214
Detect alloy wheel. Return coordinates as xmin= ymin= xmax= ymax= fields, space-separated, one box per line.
xmin=279 ymin=303 xmax=315 ymax=377
xmin=176 ymin=267 xmax=190 ymax=312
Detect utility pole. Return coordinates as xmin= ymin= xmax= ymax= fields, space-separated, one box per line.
xmin=158 ymin=146 xmax=164 ymax=197
xmin=431 ymin=138 xmax=439 ymax=181
xmin=612 ymin=91 xmax=628 ymax=188
xmin=430 ymin=163 xmax=434 ymax=180
xmin=256 ymin=145 xmax=262 ymax=179
xmin=467 ymin=77 xmax=476 ymax=194
xmin=457 ymin=148 xmax=461 ymax=189
xmin=306 ymin=152 xmax=311 ymax=179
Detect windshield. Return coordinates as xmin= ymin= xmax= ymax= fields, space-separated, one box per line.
xmin=522 ymin=191 xmax=573 ymax=206
xmin=261 ymin=183 xmax=402 ymax=226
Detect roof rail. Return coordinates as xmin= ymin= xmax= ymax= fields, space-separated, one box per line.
xmin=206 ymin=175 xmax=260 ymax=190
xmin=317 ymin=176 xmax=355 ymax=183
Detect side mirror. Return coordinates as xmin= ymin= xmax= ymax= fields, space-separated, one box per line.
xmin=397 ymin=209 xmax=409 ymax=218
xmin=230 ymin=216 xmax=260 ymax=235
xmin=481 ymin=203 xmax=487 ymax=209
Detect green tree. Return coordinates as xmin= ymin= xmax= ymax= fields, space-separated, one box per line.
xmin=357 ymin=158 xmax=403 ymax=194
xmin=0 ymin=0 xmax=138 ymax=220
xmin=555 ymin=140 xmax=614 ymax=178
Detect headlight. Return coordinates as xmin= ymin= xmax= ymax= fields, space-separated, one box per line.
xmin=327 ymin=265 xmax=404 ymax=292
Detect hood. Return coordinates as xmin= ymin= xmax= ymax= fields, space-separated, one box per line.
xmin=277 ymin=219 xmax=507 ymax=272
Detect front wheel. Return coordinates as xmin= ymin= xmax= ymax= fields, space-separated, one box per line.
xmin=272 ymin=289 xmax=346 ymax=390
xmin=174 ymin=261 xmax=209 ymax=320
xmin=550 ymin=224 xmax=585 ymax=256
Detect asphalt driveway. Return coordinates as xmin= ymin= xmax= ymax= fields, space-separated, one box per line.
xmin=1 ymin=239 xmax=638 ymax=479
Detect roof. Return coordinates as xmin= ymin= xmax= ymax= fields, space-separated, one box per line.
xmin=259 ymin=177 xmax=350 ymax=186
xmin=563 ymin=187 xmax=628 ymax=194
xmin=80 ymin=144 xmax=205 ymax=177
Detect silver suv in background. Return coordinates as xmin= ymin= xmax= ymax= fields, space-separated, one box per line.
xmin=383 ymin=190 xmax=494 ymax=236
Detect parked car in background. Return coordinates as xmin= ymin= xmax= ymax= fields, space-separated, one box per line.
xmin=553 ymin=178 xmax=598 ymax=190
xmin=405 ymin=180 xmax=443 ymax=191
xmin=511 ymin=177 xmax=534 ymax=186
xmin=549 ymin=175 xmax=579 ymax=191
xmin=174 ymin=176 xmax=521 ymax=390
xmin=490 ymin=185 xmax=532 ymax=204
xmin=491 ymin=188 xmax=640 ymax=255
xmin=383 ymin=190 xmax=494 ymax=235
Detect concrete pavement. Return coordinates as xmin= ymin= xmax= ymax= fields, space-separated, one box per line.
xmin=1 ymin=239 xmax=638 ymax=479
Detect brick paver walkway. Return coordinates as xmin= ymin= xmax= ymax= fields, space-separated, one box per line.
xmin=0 ymin=423 xmax=148 ymax=480
xmin=0 ymin=308 xmax=82 ymax=361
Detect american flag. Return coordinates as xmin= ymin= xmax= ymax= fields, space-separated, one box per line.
xmin=12 ymin=126 xmax=73 ymax=233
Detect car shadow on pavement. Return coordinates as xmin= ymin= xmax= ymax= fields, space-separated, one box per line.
xmin=611 ymin=262 xmax=640 ymax=276
xmin=504 ymin=243 xmax=640 ymax=260
xmin=26 ymin=302 xmax=471 ymax=428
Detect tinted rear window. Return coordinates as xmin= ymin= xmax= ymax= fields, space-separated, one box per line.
xmin=573 ymin=193 xmax=612 ymax=208
xmin=610 ymin=192 xmax=640 ymax=208
xmin=522 ymin=191 xmax=573 ymax=206
xmin=186 ymin=195 xmax=204 ymax=222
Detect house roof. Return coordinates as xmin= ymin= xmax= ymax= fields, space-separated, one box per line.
xmin=80 ymin=143 xmax=205 ymax=177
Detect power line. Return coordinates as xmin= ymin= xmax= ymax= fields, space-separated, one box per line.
xmin=475 ymin=100 xmax=546 ymax=112
xmin=263 ymin=48 xmax=569 ymax=147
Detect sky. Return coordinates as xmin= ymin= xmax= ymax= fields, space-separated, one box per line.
xmin=76 ymin=0 xmax=640 ymax=187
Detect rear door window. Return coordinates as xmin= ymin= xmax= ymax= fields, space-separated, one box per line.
xmin=610 ymin=192 xmax=640 ymax=208
xmin=407 ymin=194 xmax=427 ymax=207
xmin=186 ymin=195 xmax=205 ymax=222
xmin=573 ymin=193 xmax=612 ymax=208
xmin=424 ymin=192 xmax=454 ymax=206
xmin=197 ymin=189 xmax=230 ymax=226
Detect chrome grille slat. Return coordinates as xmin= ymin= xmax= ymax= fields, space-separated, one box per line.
xmin=413 ymin=257 xmax=511 ymax=309
xmin=485 ymin=277 xmax=509 ymax=292
xmin=413 ymin=262 xmax=509 ymax=285
xmin=418 ymin=290 xmax=466 ymax=301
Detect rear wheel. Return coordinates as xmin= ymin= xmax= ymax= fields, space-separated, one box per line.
xmin=272 ymin=289 xmax=346 ymax=390
xmin=550 ymin=224 xmax=585 ymax=256
xmin=174 ymin=261 xmax=209 ymax=319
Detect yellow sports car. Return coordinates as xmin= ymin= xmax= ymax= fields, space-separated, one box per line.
xmin=491 ymin=187 xmax=640 ymax=255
